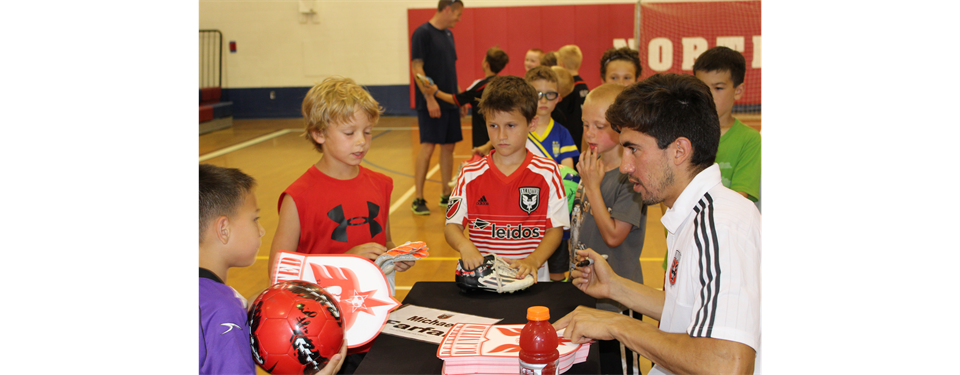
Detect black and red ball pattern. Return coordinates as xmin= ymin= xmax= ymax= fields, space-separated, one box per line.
xmin=248 ymin=280 xmax=344 ymax=375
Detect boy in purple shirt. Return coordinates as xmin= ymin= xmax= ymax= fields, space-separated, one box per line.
xmin=199 ymin=164 xmax=347 ymax=374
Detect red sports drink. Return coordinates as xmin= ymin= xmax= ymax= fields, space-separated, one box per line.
xmin=519 ymin=306 xmax=560 ymax=375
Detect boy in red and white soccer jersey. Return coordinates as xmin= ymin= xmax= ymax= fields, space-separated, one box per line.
xmin=444 ymin=75 xmax=570 ymax=282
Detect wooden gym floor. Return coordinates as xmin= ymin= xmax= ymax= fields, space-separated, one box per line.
xmin=199 ymin=114 xmax=760 ymax=375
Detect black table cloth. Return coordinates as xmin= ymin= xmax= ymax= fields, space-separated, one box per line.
xmin=355 ymin=281 xmax=600 ymax=374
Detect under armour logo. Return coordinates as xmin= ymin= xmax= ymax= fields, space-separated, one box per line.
xmin=327 ymin=202 xmax=382 ymax=243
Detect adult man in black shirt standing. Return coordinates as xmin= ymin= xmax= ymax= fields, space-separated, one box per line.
xmin=410 ymin=0 xmax=465 ymax=215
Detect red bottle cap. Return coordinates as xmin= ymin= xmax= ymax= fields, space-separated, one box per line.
xmin=527 ymin=306 xmax=550 ymax=321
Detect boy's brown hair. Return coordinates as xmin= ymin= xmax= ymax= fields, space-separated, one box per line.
xmin=301 ymin=76 xmax=383 ymax=152
xmin=485 ymin=46 xmax=510 ymax=74
xmin=478 ymin=75 xmax=538 ymax=123
xmin=692 ymin=46 xmax=746 ymax=86
xmin=524 ymin=65 xmax=559 ymax=86
xmin=600 ymin=47 xmax=642 ymax=80
xmin=199 ymin=164 xmax=256 ymax=243
xmin=557 ymin=45 xmax=583 ymax=70
xmin=540 ymin=51 xmax=558 ymax=67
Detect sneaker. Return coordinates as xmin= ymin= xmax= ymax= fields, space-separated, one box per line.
xmin=439 ymin=194 xmax=450 ymax=207
xmin=411 ymin=198 xmax=429 ymax=215
xmin=455 ymin=254 xmax=535 ymax=293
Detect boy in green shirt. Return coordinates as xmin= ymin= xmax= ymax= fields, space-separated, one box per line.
xmin=693 ymin=46 xmax=760 ymax=202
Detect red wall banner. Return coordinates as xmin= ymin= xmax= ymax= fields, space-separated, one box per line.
xmin=640 ymin=1 xmax=761 ymax=104
xmin=408 ymin=2 xmax=761 ymax=108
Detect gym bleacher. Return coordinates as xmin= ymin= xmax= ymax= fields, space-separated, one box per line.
xmin=199 ymin=86 xmax=232 ymax=134
xmin=199 ymin=29 xmax=232 ymax=134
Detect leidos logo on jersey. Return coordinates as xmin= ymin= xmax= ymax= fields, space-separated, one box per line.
xmin=488 ymin=223 xmax=541 ymax=240
xmin=518 ymin=187 xmax=540 ymax=214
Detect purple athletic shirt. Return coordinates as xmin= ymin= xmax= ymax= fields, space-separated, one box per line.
xmin=199 ymin=268 xmax=256 ymax=375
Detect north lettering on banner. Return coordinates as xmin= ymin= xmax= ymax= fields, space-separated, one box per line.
xmin=640 ymin=35 xmax=762 ymax=72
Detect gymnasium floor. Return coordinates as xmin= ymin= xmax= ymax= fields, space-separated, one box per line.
xmin=199 ymin=114 xmax=760 ymax=375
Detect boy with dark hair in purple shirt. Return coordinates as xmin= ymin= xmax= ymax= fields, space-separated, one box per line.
xmin=199 ymin=164 xmax=347 ymax=375
xmin=199 ymin=164 xmax=261 ymax=374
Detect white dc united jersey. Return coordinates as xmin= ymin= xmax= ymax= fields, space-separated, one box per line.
xmin=651 ymin=165 xmax=761 ymax=375
xmin=446 ymin=152 xmax=570 ymax=261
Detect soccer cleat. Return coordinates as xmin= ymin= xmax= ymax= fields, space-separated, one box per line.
xmin=375 ymin=241 xmax=430 ymax=296
xmin=439 ymin=194 xmax=451 ymax=207
xmin=411 ymin=198 xmax=429 ymax=215
xmin=374 ymin=241 xmax=431 ymax=275
xmin=455 ymin=254 xmax=535 ymax=293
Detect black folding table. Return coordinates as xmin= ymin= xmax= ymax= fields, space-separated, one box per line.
xmin=355 ymin=281 xmax=600 ymax=374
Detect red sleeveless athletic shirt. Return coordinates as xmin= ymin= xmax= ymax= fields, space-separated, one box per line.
xmin=279 ymin=165 xmax=393 ymax=255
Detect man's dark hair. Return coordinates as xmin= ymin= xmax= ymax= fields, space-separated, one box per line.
xmin=606 ymin=73 xmax=720 ymax=173
xmin=438 ymin=0 xmax=464 ymax=11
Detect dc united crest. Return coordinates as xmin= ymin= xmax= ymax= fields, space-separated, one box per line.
xmin=669 ymin=250 xmax=680 ymax=285
xmin=518 ymin=187 xmax=540 ymax=214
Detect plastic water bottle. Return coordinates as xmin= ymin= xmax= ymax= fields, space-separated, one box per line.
xmin=519 ymin=306 xmax=559 ymax=375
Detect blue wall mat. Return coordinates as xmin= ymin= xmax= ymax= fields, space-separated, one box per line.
xmin=222 ymin=85 xmax=415 ymax=119
xmin=366 ymin=85 xmax=417 ymax=117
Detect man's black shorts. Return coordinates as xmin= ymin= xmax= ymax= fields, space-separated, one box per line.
xmin=417 ymin=108 xmax=463 ymax=144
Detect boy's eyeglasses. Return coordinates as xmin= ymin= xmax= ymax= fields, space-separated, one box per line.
xmin=537 ymin=91 xmax=559 ymax=101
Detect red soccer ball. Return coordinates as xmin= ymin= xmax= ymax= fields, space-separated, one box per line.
xmin=248 ymin=280 xmax=344 ymax=375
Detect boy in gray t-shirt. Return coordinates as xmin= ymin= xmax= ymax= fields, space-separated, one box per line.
xmin=570 ymin=83 xmax=647 ymax=312
xmin=569 ymin=83 xmax=648 ymax=375
xmin=571 ymin=169 xmax=646 ymax=312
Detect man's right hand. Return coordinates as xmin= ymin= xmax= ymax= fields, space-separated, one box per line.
xmin=570 ymin=248 xmax=618 ymax=300
xmin=427 ymin=97 xmax=441 ymax=118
